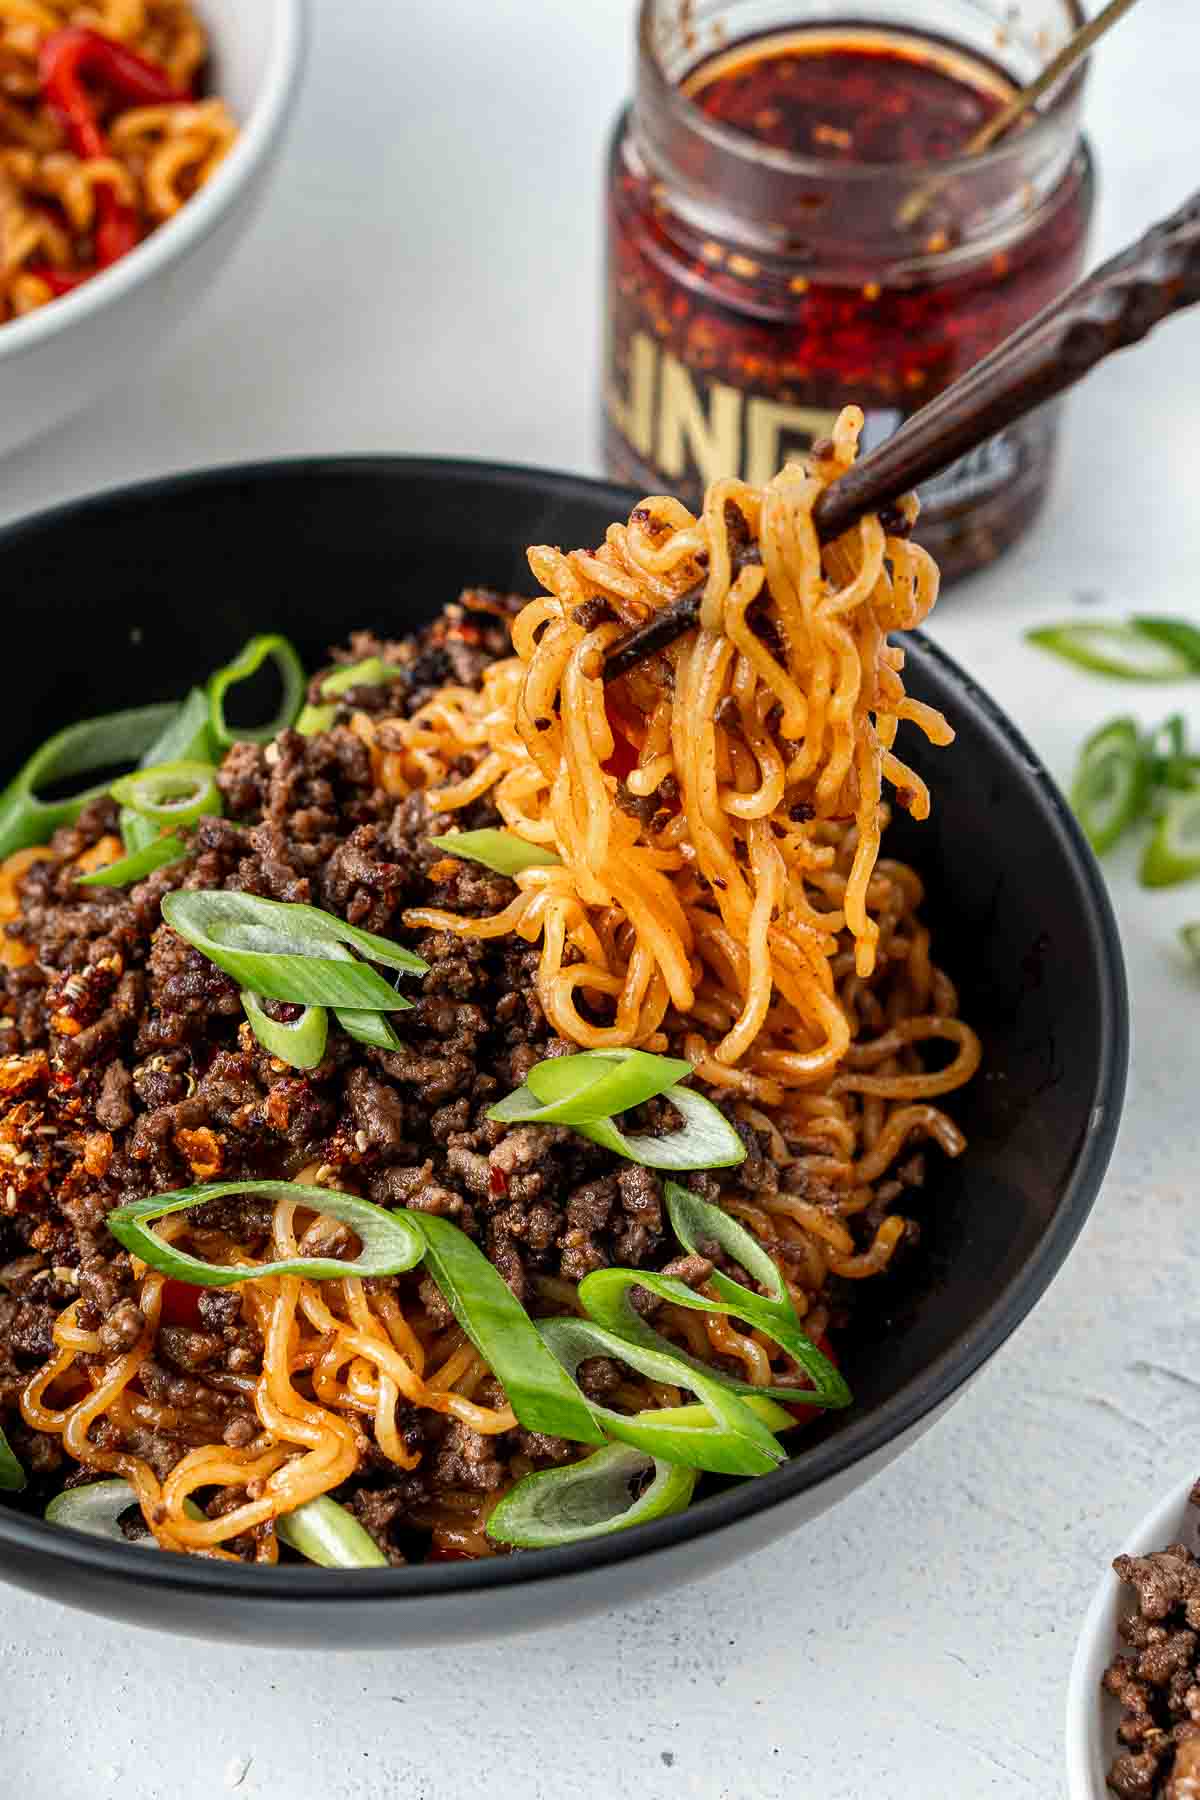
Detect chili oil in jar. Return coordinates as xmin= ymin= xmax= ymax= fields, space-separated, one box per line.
xmin=603 ymin=0 xmax=1095 ymax=583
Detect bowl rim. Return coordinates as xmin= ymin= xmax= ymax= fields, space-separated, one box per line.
xmin=0 ymin=454 xmax=1131 ymax=1607
xmin=1065 ymin=1470 xmax=1199 ymax=1799
xmin=0 ymin=0 xmax=308 ymax=368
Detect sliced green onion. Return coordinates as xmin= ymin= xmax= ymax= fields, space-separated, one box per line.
xmin=333 ymin=1008 xmax=407 ymax=1052
xmin=650 ymin=1392 xmax=796 ymax=1434
xmin=320 ymin=657 xmax=402 ymax=698
xmin=1069 ymin=717 xmax=1150 ymax=855
xmin=0 ymin=1422 xmax=24 ymax=1492
xmin=296 ymin=704 xmax=338 ymax=737
xmin=1146 ymin=714 xmax=1194 ymax=791
xmin=0 ymin=702 xmax=178 ymax=858
xmin=110 ymin=760 xmax=223 ymax=829
xmin=119 ymin=805 xmax=159 ymax=854
xmin=538 ymin=1315 xmax=784 ymax=1476
xmin=161 ymin=890 xmax=425 ymax=1011
xmin=107 ymin=1181 xmax=425 ymax=1288
xmin=490 ymin=1071 xmax=745 ymax=1171
xmin=1027 ymin=623 xmax=1194 ymax=681
xmin=428 ymin=829 xmax=562 ymax=876
xmin=486 ymin=1443 xmax=696 ymax=1549
xmin=140 ymin=687 xmax=215 ymax=768
xmin=46 ymin=1478 xmax=155 ymax=1541
xmin=241 ymin=992 xmax=328 ymax=1069
xmin=209 ymin=634 xmax=307 ymax=748
xmin=77 ymin=833 xmax=188 ymax=888
xmin=666 ymin=1182 xmax=849 ymax=1406
xmin=275 ymin=1495 xmax=388 ymax=1568
xmin=1182 ymin=923 xmax=1200 ymax=966
xmin=403 ymin=1212 xmax=603 ymax=1447
xmin=1132 ymin=617 xmax=1200 ymax=674
xmin=1141 ymin=790 xmax=1200 ymax=888
xmin=519 ymin=1048 xmax=693 ymax=1125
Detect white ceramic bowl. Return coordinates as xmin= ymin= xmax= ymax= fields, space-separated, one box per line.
xmin=0 ymin=0 xmax=307 ymax=457
xmin=1066 ymin=1471 xmax=1200 ymax=1799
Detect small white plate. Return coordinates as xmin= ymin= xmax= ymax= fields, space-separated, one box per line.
xmin=1066 ymin=1471 xmax=1200 ymax=1799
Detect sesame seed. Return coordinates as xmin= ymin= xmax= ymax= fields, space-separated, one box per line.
xmin=354 ymin=1130 xmax=369 ymax=1154
xmin=13 ymin=1152 xmax=31 ymax=1167
xmin=4 ymin=1187 xmax=14 ymax=1209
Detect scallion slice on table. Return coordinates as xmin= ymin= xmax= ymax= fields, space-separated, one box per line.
xmin=486 ymin=1443 xmax=697 ymax=1549
xmin=1069 ymin=717 xmax=1149 ymax=854
xmin=538 ymin=1315 xmax=785 ymax=1476
xmin=161 ymin=890 xmax=426 ymax=1011
xmin=109 ymin=759 xmax=222 ymax=830
xmin=0 ymin=702 xmax=178 ymax=857
xmin=403 ymin=1211 xmax=604 ymax=1446
xmin=577 ymin=1183 xmax=850 ymax=1410
xmin=0 ymin=1423 xmax=24 ymax=1492
xmin=1132 ymin=617 xmax=1200 ymax=673
xmin=275 ymin=1495 xmax=388 ymax=1568
xmin=1141 ymin=790 xmax=1200 ymax=888
xmin=428 ymin=829 xmax=563 ymax=875
xmin=106 ymin=1181 xmax=426 ymax=1287
xmin=240 ymin=992 xmax=328 ymax=1069
xmin=489 ymin=1049 xmax=745 ymax=1171
xmin=1027 ymin=622 xmax=1197 ymax=681
xmin=77 ymin=833 xmax=188 ymax=888
xmin=208 ymin=634 xmax=307 ymax=749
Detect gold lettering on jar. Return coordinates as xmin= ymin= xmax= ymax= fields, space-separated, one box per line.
xmin=656 ymin=349 xmax=742 ymax=485
xmin=606 ymin=330 xmax=656 ymax=459
xmin=745 ymin=396 xmax=840 ymax=489
xmin=607 ymin=329 xmax=841 ymax=489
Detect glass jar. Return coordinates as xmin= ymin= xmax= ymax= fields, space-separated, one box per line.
xmin=603 ymin=0 xmax=1096 ymax=583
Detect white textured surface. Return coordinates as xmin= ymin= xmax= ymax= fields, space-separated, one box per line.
xmin=1 ymin=3 xmax=1198 ymax=1796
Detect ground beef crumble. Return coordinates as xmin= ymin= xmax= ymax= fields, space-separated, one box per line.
xmin=1103 ymin=1485 xmax=1200 ymax=1797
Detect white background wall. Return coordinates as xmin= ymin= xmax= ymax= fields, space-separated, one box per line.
xmin=3 ymin=3 xmax=1200 ymax=1795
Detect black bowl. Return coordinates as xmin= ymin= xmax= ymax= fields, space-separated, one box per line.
xmin=0 ymin=459 xmax=1127 ymax=1646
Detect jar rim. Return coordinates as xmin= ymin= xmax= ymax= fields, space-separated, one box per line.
xmin=635 ymin=1 xmax=1089 ymax=187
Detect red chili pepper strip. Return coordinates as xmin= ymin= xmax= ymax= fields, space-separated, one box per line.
xmin=38 ymin=29 xmax=186 ymax=269
xmin=159 ymin=1278 xmax=204 ymax=1327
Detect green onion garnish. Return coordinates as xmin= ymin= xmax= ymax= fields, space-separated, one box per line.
xmin=140 ymin=686 xmax=215 ymax=769
xmin=577 ymin=1183 xmax=850 ymax=1410
xmin=209 ymin=634 xmax=307 ymax=749
xmin=538 ymin=1315 xmax=785 ymax=1477
xmin=403 ymin=1211 xmax=604 ymax=1446
xmin=296 ymin=703 xmax=338 ymax=737
xmin=1027 ymin=621 xmax=1198 ymax=682
xmin=0 ymin=702 xmax=178 ymax=858
xmin=275 ymin=1495 xmax=389 ymax=1568
xmin=0 ymin=1422 xmax=24 ymax=1492
xmin=333 ymin=1008 xmax=407 ymax=1052
xmin=241 ymin=992 xmax=329 ymax=1069
xmin=320 ymin=657 xmax=402 ymax=698
xmin=489 ymin=1049 xmax=745 ymax=1171
xmin=110 ymin=759 xmax=223 ymax=830
xmin=44 ymin=1478 xmax=165 ymax=1541
xmin=160 ymin=890 xmax=426 ymax=1012
xmin=486 ymin=1443 xmax=696 ymax=1549
xmin=428 ymin=829 xmax=563 ymax=875
xmin=78 ymin=833 xmax=188 ymax=889
xmin=106 ymin=1181 xmax=425 ymax=1287
xmin=1141 ymin=790 xmax=1200 ymax=888
xmin=1069 ymin=717 xmax=1148 ymax=856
